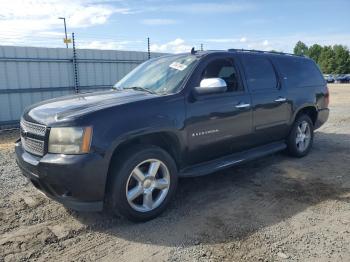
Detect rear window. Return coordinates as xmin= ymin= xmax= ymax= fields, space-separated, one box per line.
xmin=240 ymin=55 xmax=277 ymax=91
xmin=273 ymin=57 xmax=324 ymax=88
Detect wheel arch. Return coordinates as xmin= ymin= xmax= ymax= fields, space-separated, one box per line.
xmin=103 ymin=130 xmax=183 ymax=200
xmin=292 ymin=105 xmax=318 ymax=126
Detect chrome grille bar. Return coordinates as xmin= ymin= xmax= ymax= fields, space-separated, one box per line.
xmin=20 ymin=119 xmax=47 ymax=136
xmin=21 ymin=136 xmax=45 ymax=156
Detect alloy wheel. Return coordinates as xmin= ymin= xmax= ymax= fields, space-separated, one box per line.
xmin=295 ymin=120 xmax=311 ymax=152
xmin=125 ymin=159 xmax=170 ymax=212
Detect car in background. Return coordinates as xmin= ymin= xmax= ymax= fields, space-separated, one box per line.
xmin=325 ymin=75 xmax=335 ymax=83
xmin=335 ymin=74 xmax=349 ymax=83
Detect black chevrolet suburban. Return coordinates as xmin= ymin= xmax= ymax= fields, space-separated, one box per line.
xmin=15 ymin=49 xmax=329 ymax=221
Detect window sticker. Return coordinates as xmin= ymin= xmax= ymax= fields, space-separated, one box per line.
xmin=169 ymin=62 xmax=188 ymax=71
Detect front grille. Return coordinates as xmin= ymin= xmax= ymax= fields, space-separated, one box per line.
xmin=21 ymin=136 xmax=45 ymax=156
xmin=20 ymin=119 xmax=47 ymax=156
xmin=20 ymin=119 xmax=47 ymax=136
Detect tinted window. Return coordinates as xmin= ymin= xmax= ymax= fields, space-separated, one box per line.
xmin=241 ymin=55 xmax=277 ymax=91
xmin=273 ymin=57 xmax=324 ymax=88
xmin=201 ymin=58 xmax=243 ymax=92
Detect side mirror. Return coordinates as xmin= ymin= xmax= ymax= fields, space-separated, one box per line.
xmin=194 ymin=78 xmax=227 ymax=95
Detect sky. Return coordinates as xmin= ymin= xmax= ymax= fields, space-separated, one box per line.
xmin=0 ymin=0 xmax=349 ymax=53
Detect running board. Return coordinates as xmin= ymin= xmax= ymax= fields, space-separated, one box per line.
xmin=179 ymin=141 xmax=286 ymax=177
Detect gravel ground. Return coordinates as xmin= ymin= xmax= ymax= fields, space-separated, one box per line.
xmin=0 ymin=84 xmax=349 ymax=262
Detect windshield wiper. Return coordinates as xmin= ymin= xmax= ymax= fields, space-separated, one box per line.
xmin=123 ymin=86 xmax=157 ymax=95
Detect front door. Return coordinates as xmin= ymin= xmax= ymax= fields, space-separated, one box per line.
xmin=185 ymin=55 xmax=253 ymax=165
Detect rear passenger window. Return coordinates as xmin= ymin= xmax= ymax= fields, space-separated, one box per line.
xmin=241 ymin=55 xmax=277 ymax=91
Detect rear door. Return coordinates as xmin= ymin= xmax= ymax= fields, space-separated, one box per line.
xmin=239 ymin=54 xmax=291 ymax=145
xmin=185 ymin=54 xmax=253 ymax=165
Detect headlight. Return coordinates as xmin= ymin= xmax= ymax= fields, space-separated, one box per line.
xmin=48 ymin=127 xmax=93 ymax=154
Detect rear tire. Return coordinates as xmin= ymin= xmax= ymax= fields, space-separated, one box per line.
xmin=287 ymin=114 xmax=314 ymax=157
xmin=107 ymin=145 xmax=178 ymax=222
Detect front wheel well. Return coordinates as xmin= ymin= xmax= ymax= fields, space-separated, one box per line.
xmin=109 ymin=132 xmax=182 ymax=167
xmin=104 ymin=132 xmax=182 ymax=204
xmin=295 ymin=106 xmax=317 ymax=125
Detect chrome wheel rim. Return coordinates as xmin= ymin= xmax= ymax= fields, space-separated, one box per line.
xmin=296 ymin=121 xmax=311 ymax=152
xmin=126 ymin=159 xmax=170 ymax=212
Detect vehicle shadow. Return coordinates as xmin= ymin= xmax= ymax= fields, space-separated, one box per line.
xmin=71 ymin=131 xmax=350 ymax=247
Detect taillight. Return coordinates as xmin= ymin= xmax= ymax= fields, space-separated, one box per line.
xmin=325 ymin=85 xmax=330 ymax=107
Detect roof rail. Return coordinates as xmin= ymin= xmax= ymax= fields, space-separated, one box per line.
xmin=227 ymin=48 xmax=304 ymax=57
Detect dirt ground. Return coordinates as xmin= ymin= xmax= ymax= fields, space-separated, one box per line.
xmin=0 ymin=84 xmax=349 ymax=262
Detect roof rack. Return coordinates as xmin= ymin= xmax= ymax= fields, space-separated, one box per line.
xmin=227 ymin=48 xmax=304 ymax=57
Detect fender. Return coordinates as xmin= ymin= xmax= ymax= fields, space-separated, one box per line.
xmin=290 ymin=103 xmax=318 ymax=125
xmin=103 ymin=126 xmax=185 ymax=168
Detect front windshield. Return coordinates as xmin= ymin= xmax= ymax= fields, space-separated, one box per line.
xmin=113 ymin=54 xmax=199 ymax=95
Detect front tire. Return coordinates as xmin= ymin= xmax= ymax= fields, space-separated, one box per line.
xmin=287 ymin=114 xmax=314 ymax=157
xmin=108 ymin=145 xmax=178 ymax=222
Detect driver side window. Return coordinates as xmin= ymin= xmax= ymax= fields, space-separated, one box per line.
xmin=201 ymin=58 xmax=243 ymax=92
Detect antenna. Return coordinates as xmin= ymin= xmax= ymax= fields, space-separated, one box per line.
xmin=191 ymin=47 xmax=196 ymax=54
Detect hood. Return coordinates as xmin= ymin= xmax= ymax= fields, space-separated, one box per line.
xmin=24 ymin=89 xmax=156 ymax=125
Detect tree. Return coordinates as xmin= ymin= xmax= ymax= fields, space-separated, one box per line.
xmin=318 ymin=46 xmax=336 ymax=74
xmin=293 ymin=41 xmax=308 ymax=56
xmin=333 ymin=45 xmax=350 ymax=74
xmin=292 ymin=41 xmax=350 ymax=74
xmin=307 ymin=44 xmax=323 ymax=64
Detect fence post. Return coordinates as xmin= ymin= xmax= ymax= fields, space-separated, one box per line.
xmin=72 ymin=32 xmax=79 ymax=93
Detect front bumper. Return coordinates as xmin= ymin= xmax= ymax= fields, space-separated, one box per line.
xmin=15 ymin=140 xmax=107 ymax=211
xmin=315 ymin=108 xmax=329 ymax=129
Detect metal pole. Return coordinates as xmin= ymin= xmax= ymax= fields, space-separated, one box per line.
xmin=59 ymin=17 xmax=68 ymax=48
xmin=72 ymin=33 xmax=79 ymax=93
xmin=147 ymin=37 xmax=151 ymax=59
xmin=63 ymin=18 xmax=68 ymax=48
xmin=201 ymin=43 xmax=203 ymax=51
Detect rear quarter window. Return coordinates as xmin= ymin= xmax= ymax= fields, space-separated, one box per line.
xmin=273 ymin=57 xmax=324 ymax=88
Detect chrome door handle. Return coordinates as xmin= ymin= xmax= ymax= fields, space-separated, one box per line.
xmin=275 ymin=97 xmax=287 ymax=102
xmin=235 ymin=103 xmax=251 ymax=109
